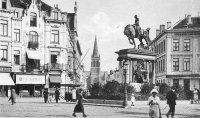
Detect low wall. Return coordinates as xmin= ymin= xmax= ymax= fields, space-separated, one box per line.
xmin=86 ymin=99 xmax=131 ymax=105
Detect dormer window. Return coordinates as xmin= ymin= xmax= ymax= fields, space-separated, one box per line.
xmin=30 ymin=13 xmax=37 ymax=27
xmin=2 ymin=0 xmax=6 ymax=9
xmin=54 ymin=12 xmax=58 ymax=20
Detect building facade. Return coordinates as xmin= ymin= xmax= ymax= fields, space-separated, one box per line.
xmin=0 ymin=0 xmax=84 ymax=97
xmin=149 ymin=15 xmax=200 ymax=91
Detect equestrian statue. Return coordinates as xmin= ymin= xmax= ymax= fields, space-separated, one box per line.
xmin=124 ymin=15 xmax=151 ymax=49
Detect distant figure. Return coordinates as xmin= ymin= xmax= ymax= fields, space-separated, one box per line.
xmin=55 ymin=87 xmax=60 ymax=103
xmin=72 ymin=89 xmax=87 ymax=117
xmin=147 ymin=89 xmax=161 ymax=118
xmin=43 ymin=89 xmax=49 ymax=103
xmin=131 ymin=93 xmax=136 ymax=106
xmin=166 ymin=87 xmax=177 ymax=118
xmin=72 ymin=88 xmax=77 ymax=102
xmin=193 ymin=88 xmax=199 ymax=103
xmin=8 ymin=89 xmax=17 ymax=105
xmin=48 ymin=94 xmax=53 ymax=103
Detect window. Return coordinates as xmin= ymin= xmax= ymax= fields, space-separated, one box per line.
xmin=184 ymin=39 xmax=190 ymax=51
xmin=0 ymin=45 xmax=8 ymax=61
xmin=51 ymin=30 xmax=59 ymax=44
xmin=173 ymin=39 xmax=179 ymax=51
xmin=2 ymin=0 xmax=6 ymax=9
xmin=30 ymin=13 xmax=37 ymax=27
xmin=163 ymin=58 xmax=165 ymax=72
xmin=173 ymin=79 xmax=179 ymax=87
xmin=14 ymin=29 xmax=20 ymax=42
xmin=14 ymin=50 xmax=20 ymax=65
xmin=161 ymin=60 xmax=163 ymax=72
xmin=54 ymin=12 xmax=58 ymax=20
xmin=51 ymin=51 xmax=59 ymax=64
xmin=163 ymin=40 xmax=165 ymax=52
xmin=29 ymin=31 xmax=38 ymax=49
xmin=0 ymin=20 xmax=8 ymax=36
xmin=183 ymin=58 xmax=190 ymax=71
xmin=68 ymin=56 xmax=72 ymax=69
xmin=173 ymin=58 xmax=179 ymax=71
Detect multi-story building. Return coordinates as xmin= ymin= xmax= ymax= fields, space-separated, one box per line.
xmin=149 ymin=15 xmax=200 ymax=91
xmin=0 ymin=0 xmax=84 ymax=97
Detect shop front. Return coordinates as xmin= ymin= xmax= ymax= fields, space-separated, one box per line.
xmin=0 ymin=72 xmax=15 ymax=97
xmin=15 ymin=74 xmax=46 ymax=97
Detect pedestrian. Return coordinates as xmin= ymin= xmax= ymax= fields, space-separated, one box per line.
xmin=55 ymin=87 xmax=60 ymax=103
xmin=43 ymin=88 xmax=49 ymax=103
xmin=193 ymin=88 xmax=199 ymax=103
xmin=8 ymin=89 xmax=17 ymax=105
xmin=166 ymin=87 xmax=177 ymax=118
xmin=72 ymin=88 xmax=87 ymax=117
xmin=131 ymin=93 xmax=135 ymax=106
xmin=147 ymin=89 xmax=161 ymax=118
xmin=72 ymin=88 xmax=77 ymax=102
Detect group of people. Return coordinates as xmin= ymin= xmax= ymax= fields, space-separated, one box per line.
xmin=148 ymin=87 xmax=177 ymax=118
xmin=43 ymin=87 xmax=60 ymax=103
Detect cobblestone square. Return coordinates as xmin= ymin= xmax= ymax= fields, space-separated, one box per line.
xmin=1 ymin=97 xmax=200 ymax=118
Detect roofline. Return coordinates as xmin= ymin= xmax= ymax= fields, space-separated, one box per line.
xmin=150 ymin=28 xmax=200 ymax=45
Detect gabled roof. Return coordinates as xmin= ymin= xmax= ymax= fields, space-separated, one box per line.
xmin=173 ymin=16 xmax=200 ymax=29
xmin=10 ymin=0 xmax=52 ymax=14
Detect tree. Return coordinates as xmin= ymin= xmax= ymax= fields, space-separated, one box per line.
xmin=88 ymin=82 xmax=103 ymax=97
xmin=140 ymin=83 xmax=154 ymax=94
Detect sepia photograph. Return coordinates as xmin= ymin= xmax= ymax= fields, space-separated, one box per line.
xmin=0 ymin=0 xmax=200 ymax=117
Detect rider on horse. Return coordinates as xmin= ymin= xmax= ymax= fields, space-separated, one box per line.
xmin=134 ymin=15 xmax=141 ymax=38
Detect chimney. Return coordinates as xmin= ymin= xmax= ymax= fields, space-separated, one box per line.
xmin=160 ymin=25 xmax=165 ymax=33
xmin=156 ymin=29 xmax=160 ymax=37
xmin=187 ymin=14 xmax=192 ymax=25
xmin=167 ymin=22 xmax=172 ymax=29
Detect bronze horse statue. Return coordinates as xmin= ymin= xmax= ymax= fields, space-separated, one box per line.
xmin=124 ymin=24 xmax=151 ymax=48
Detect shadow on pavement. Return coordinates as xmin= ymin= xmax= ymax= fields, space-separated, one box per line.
xmin=117 ymin=111 xmax=148 ymax=115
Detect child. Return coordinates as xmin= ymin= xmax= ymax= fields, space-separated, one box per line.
xmin=48 ymin=94 xmax=53 ymax=103
xmin=131 ymin=93 xmax=136 ymax=106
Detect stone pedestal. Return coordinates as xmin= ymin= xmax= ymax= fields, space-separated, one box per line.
xmin=116 ymin=48 xmax=156 ymax=85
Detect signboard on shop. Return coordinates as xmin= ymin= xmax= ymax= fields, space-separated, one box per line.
xmin=16 ymin=74 xmax=46 ymax=84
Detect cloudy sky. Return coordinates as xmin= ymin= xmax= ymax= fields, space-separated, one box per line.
xmin=43 ymin=0 xmax=200 ymax=71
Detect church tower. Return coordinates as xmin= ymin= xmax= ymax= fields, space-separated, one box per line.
xmin=90 ymin=36 xmax=100 ymax=85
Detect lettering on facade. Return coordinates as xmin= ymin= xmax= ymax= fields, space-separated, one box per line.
xmin=16 ymin=75 xmax=45 ymax=84
xmin=0 ymin=67 xmax=11 ymax=72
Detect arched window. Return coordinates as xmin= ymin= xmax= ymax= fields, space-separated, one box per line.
xmin=30 ymin=12 xmax=37 ymax=26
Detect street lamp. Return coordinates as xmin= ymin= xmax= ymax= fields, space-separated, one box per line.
xmin=123 ymin=60 xmax=128 ymax=108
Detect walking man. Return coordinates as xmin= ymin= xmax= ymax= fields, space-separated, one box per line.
xmin=43 ymin=88 xmax=48 ymax=103
xmin=166 ymin=87 xmax=177 ymax=118
xmin=55 ymin=87 xmax=60 ymax=103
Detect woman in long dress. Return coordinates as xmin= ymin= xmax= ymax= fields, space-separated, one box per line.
xmin=147 ymin=89 xmax=161 ymax=118
xmin=72 ymin=89 xmax=87 ymax=117
xmin=193 ymin=88 xmax=199 ymax=103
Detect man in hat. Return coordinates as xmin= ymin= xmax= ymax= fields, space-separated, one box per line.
xmin=55 ymin=87 xmax=60 ymax=103
xmin=166 ymin=87 xmax=177 ymax=118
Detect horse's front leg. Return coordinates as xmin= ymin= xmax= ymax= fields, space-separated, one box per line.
xmin=129 ymin=38 xmax=136 ymax=48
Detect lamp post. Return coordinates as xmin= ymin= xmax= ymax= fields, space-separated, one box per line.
xmin=123 ymin=61 xmax=128 ymax=108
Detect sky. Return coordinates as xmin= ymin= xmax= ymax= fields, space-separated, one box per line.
xmin=43 ymin=0 xmax=200 ymax=71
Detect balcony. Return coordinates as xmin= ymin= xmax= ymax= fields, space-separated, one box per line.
xmin=28 ymin=42 xmax=38 ymax=49
xmin=44 ymin=63 xmax=68 ymax=71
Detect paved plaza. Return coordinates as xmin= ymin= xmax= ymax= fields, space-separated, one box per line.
xmin=0 ymin=97 xmax=200 ymax=118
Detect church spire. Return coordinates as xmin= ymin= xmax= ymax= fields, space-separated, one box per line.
xmin=92 ymin=35 xmax=100 ymax=58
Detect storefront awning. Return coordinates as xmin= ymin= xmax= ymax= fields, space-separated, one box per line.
xmin=0 ymin=73 xmax=15 ymax=85
xmin=27 ymin=50 xmax=42 ymax=60
xmin=49 ymin=75 xmax=62 ymax=83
